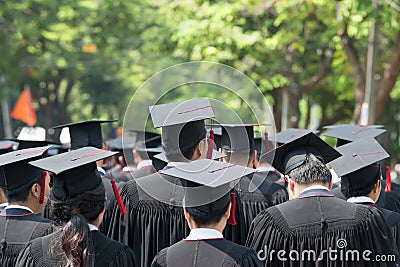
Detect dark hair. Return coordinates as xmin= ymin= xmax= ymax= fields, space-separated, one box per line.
xmin=164 ymin=129 xmax=206 ymax=162
xmin=185 ymin=202 xmax=230 ymax=227
xmin=341 ymin=167 xmax=381 ymax=199
xmin=287 ymin=153 xmax=332 ymax=184
xmin=221 ymin=149 xmax=253 ymax=166
xmin=50 ymin=185 xmax=106 ymax=267
xmin=6 ymin=175 xmax=42 ymax=203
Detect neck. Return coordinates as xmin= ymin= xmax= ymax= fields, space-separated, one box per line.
xmin=8 ymin=201 xmax=35 ymax=213
xmin=294 ymin=182 xmax=330 ymax=198
xmin=190 ymin=220 xmax=226 ymax=234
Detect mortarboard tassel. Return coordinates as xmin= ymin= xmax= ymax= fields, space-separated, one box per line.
xmin=111 ymin=179 xmax=127 ymax=216
xmin=39 ymin=171 xmax=46 ymax=204
xmin=207 ymin=128 xmax=215 ymax=159
xmin=385 ymin=166 xmax=392 ymax=192
xmin=227 ymin=192 xmax=237 ymax=225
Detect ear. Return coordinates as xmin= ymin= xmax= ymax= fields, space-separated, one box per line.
xmin=288 ymin=177 xmax=295 ymax=192
xmin=31 ymin=183 xmax=41 ymax=199
xmin=328 ymin=179 xmax=333 ymax=190
xmin=183 ymin=207 xmax=190 ymax=221
xmin=373 ymin=180 xmax=380 ymax=193
xmin=225 ymin=202 xmax=232 ymax=219
xmin=252 ymin=150 xmax=258 ymax=169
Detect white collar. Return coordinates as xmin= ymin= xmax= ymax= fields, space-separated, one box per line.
xmin=122 ymin=166 xmax=136 ymax=172
xmin=0 ymin=203 xmax=8 ymax=208
xmin=347 ymin=196 xmax=375 ymax=204
xmin=97 ymin=166 xmax=106 ymax=175
xmin=137 ymin=160 xmax=152 ymax=170
xmin=5 ymin=204 xmax=33 ymax=213
xmin=88 ymin=223 xmax=98 ymax=231
xmin=300 ymin=185 xmax=330 ymax=194
xmin=185 ymin=228 xmax=223 ymax=241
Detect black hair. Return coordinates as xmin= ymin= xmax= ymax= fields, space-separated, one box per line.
xmin=341 ymin=167 xmax=381 ymax=199
xmin=49 ymin=185 xmax=106 ymax=267
xmin=287 ymin=153 xmax=332 ymax=184
xmin=164 ymin=128 xmax=206 ymax=162
xmin=6 ymin=175 xmax=42 ymax=203
xmin=185 ymin=202 xmax=230 ymax=227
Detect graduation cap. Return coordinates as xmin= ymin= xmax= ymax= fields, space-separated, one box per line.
xmin=0 ymin=140 xmax=19 ymax=155
xmin=149 ymin=98 xmax=215 ymax=160
xmin=53 ymin=120 xmax=117 ymax=150
xmin=216 ymin=124 xmax=261 ymax=153
xmin=323 ymin=124 xmax=384 ymax=129
xmin=9 ymin=139 xmax=61 ymax=150
xmin=128 ymin=129 xmax=161 ymax=148
xmin=329 ymin=137 xmax=390 ymax=192
xmin=0 ymin=146 xmax=51 ymax=191
xmin=262 ymin=132 xmax=341 ymax=175
xmin=29 ymin=147 xmax=127 ymax=215
xmin=106 ymin=136 xmax=137 ymax=166
xmin=269 ymin=128 xmax=320 ymax=146
xmin=321 ymin=125 xmax=386 ymax=147
xmin=136 ymin=146 xmax=163 ymax=162
xmin=161 ymin=159 xmax=256 ymax=224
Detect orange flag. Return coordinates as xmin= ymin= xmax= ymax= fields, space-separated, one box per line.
xmin=11 ymin=85 xmax=37 ymax=126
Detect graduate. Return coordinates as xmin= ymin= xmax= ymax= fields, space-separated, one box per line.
xmin=246 ymin=132 xmax=397 ymax=266
xmin=52 ymin=119 xmax=123 ymax=234
xmin=16 ymin=147 xmax=137 ymax=267
xmin=0 ymin=146 xmax=57 ymax=266
xmin=107 ymin=98 xmax=216 ymax=267
xmin=129 ymin=129 xmax=162 ymax=179
xmin=323 ymin=124 xmax=400 ymax=213
xmin=151 ymin=159 xmax=262 ymax=267
xmin=330 ymin=137 xmax=400 ymax=254
xmin=217 ymin=124 xmax=288 ymax=244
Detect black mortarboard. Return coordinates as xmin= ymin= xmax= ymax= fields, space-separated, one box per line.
xmin=136 ymin=146 xmax=163 ymax=161
xmin=53 ymin=120 xmax=117 ymax=150
xmin=149 ymin=98 xmax=215 ymax=158
xmin=217 ymin=124 xmax=259 ymax=152
xmin=0 ymin=146 xmax=51 ymax=190
xmin=11 ymin=139 xmax=60 ymax=150
xmin=161 ymin=159 xmax=255 ymax=208
xmin=262 ymin=132 xmax=341 ymax=175
xmin=29 ymin=147 xmax=117 ymax=202
xmin=322 ymin=125 xmax=386 ymax=147
xmin=128 ymin=129 xmax=161 ymax=148
xmin=0 ymin=140 xmax=19 ymax=155
xmin=269 ymin=128 xmax=320 ymax=146
xmin=329 ymin=137 xmax=389 ymax=191
xmin=106 ymin=136 xmax=137 ymax=166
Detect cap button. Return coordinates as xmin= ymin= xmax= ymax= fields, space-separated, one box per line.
xmin=169 ymin=197 xmax=175 ymax=205
xmin=352 ymin=153 xmax=357 ymax=157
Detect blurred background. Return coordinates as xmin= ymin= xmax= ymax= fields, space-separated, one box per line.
xmin=0 ymin=0 xmax=400 ymax=167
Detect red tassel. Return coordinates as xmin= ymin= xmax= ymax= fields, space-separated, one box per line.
xmin=111 ymin=179 xmax=127 ymax=215
xmin=227 ymin=192 xmax=237 ymax=225
xmin=207 ymin=129 xmax=215 ymax=159
xmin=39 ymin=171 xmax=46 ymax=204
xmin=385 ymin=166 xmax=392 ymax=192
xmin=264 ymin=132 xmax=270 ymax=153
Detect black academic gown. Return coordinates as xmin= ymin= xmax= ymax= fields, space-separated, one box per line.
xmin=131 ymin=165 xmax=157 ymax=179
xmin=107 ymin=171 xmax=189 ymax=267
xmin=331 ymin=181 xmax=400 ymax=213
xmin=151 ymin=238 xmax=263 ymax=267
xmin=246 ymin=188 xmax=398 ymax=266
xmin=224 ymin=173 xmax=288 ymax=245
xmin=352 ymin=199 xmax=400 ymax=254
xmin=0 ymin=207 xmax=57 ymax=267
xmin=16 ymin=229 xmax=138 ymax=266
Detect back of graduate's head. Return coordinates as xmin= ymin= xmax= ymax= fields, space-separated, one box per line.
xmin=162 ymin=121 xmax=207 ymax=162
xmin=287 ymin=153 xmax=332 ymax=185
xmin=341 ymin=164 xmax=381 ymax=199
xmin=6 ymin=175 xmax=43 ymax=203
xmin=184 ymin=201 xmax=231 ymax=228
xmin=29 ymin=147 xmax=116 ymax=267
xmin=50 ymin=184 xmax=106 ymax=267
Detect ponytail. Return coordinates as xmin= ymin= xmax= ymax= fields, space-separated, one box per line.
xmin=61 ymin=213 xmax=94 ymax=267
